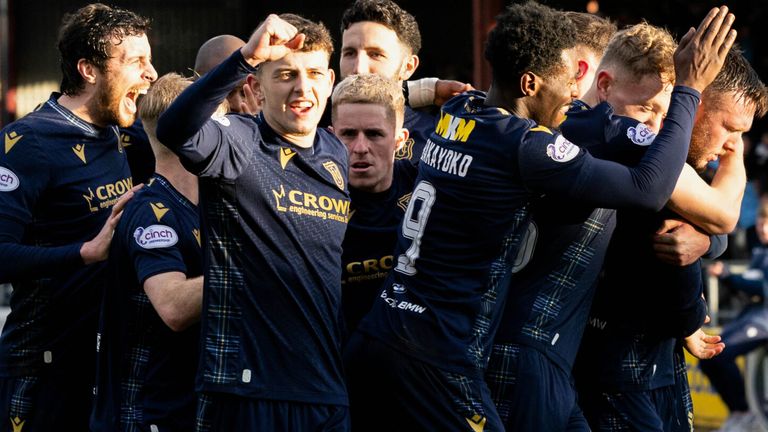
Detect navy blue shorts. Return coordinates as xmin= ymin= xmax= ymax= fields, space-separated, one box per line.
xmin=344 ymin=332 xmax=502 ymax=432
xmin=194 ymin=393 xmax=349 ymax=432
xmin=580 ymin=379 xmax=692 ymax=432
xmin=486 ymin=343 xmax=590 ymax=431
xmin=0 ymin=373 xmax=92 ymax=432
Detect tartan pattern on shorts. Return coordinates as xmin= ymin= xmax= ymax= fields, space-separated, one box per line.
xmin=442 ymin=369 xmax=489 ymax=425
xmin=194 ymin=392 xmax=214 ymax=432
xmin=485 ymin=342 xmax=520 ymax=423
xmin=673 ymin=348 xmax=694 ymax=432
xmin=600 ymin=393 xmax=633 ymax=432
xmin=202 ymin=189 xmax=244 ymax=385
xmin=467 ymin=206 xmax=530 ymax=369
xmin=8 ymin=376 xmax=37 ymax=420
xmin=520 ymin=208 xmax=610 ymax=344
xmin=120 ymin=291 xmax=153 ymax=430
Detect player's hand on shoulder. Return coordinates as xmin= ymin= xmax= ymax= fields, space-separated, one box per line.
xmin=434 ymin=80 xmax=474 ymax=106
xmin=674 ymin=6 xmax=736 ymax=92
xmin=241 ymin=14 xmax=305 ymax=67
xmin=80 ymin=184 xmax=142 ymax=265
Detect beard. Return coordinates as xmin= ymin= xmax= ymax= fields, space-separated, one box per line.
xmin=90 ymin=77 xmax=134 ymax=128
xmin=687 ymin=128 xmax=711 ymax=172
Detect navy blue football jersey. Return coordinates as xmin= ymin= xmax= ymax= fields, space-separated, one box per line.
xmin=91 ymin=174 xmax=202 ymax=432
xmin=0 ymin=94 xmax=132 ymax=376
xmin=493 ymin=100 xmax=666 ymax=371
xmin=357 ymin=88 xmax=700 ymax=376
xmin=397 ymin=106 xmax=436 ymax=164
xmin=120 ymin=118 xmax=155 ymax=185
xmin=157 ymin=50 xmax=350 ymax=405
xmin=341 ymin=160 xmax=418 ymax=334
xmin=577 ymin=205 xmax=708 ymax=392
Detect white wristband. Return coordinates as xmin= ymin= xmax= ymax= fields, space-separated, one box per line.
xmin=407 ymin=77 xmax=439 ymax=108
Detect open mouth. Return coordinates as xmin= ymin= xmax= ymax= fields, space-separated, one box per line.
xmin=124 ymin=88 xmax=148 ymax=114
xmin=289 ymin=100 xmax=314 ymax=115
xmin=351 ymin=161 xmax=372 ymax=172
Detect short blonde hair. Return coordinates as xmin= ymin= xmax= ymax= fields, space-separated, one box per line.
xmin=599 ymin=22 xmax=676 ymax=84
xmin=331 ymin=74 xmax=405 ymax=126
xmin=139 ymin=73 xmax=192 ymax=157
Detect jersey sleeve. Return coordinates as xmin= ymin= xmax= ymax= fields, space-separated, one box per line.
xmin=561 ymin=101 xmax=655 ymax=165
xmin=120 ymin=198 xmax=189 ymax=285
xmin=0 ymin=124 xmax=83 ymax=280
xmin=156 ymin=49 xmax=257 ymax=179
xmin=519 ymin=86 xmax=700 ymax=211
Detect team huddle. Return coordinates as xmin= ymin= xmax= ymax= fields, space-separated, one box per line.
xmin=0 ymin=0 xmax=765 ymax=431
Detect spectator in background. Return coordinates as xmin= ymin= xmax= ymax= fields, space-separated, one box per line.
xmin=701 ymin=195 xmax=768 ymax=432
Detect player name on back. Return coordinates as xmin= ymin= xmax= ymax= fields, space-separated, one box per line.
xmin=420 ymin=139 xmax=473 ymax=178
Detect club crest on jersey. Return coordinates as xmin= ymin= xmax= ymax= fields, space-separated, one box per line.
xmin=546 ymin=135 xmax=579 ymax=163
xmin=4 ymin=131 xmax=22 ymax=154
xmin=0 ymin=167 xmax=19 ymax=192
xmin=394 ymin=138 xmax=414 ymax=160
xmin=626 ymin=123 xmax=656 ymax=146
xmin=193 ymin=228 xmax=201 ymax=246
xmin=119 ymin=133 xmax=132 ymax=148
xmin=134 ymin=225 xmax=178 ymax=249
xmin=323 ymin=160 xmax=345 ymax=190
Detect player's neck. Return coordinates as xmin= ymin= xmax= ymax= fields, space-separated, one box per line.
xmin=486 ymin=85 xmax=527 ymax=119
xmin=155 ymin=159 xmax=199 ymax=205
xmin=57 ymin=92 xmax=105 ymax=127
xmin=581 ymin=87 xmax=599 ymax=107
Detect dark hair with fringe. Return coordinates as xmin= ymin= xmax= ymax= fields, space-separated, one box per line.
xmin=341 ymin=0 xmax=421 ymax=55
xmin=57 ymin=3 xmax=151 ymax=95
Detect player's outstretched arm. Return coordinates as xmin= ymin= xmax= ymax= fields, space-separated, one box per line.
xmin=667 ymin=143 xmax=745 ymax=234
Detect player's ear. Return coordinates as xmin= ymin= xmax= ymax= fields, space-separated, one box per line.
xmin=520 ymin=71 xmax=539 ymax=97
xmin=576 ymin=60 xmax=589 ymax=82
xmin=399 ymin=54 xmax=419 ymax=81
xmin=78 ymin=59 xmax=98 ymax=85
xmin=395 ymin=127 xmax=409 ymax=153
xmin=595 ymin=70 xmax=613 ymax=102
xmin=247 ymin=74 xmax=265 ymax=104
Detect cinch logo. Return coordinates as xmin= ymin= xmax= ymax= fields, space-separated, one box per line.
xmin=0 ymin=167 xmax=19 ymax=191
xmin=627 ymin=123 xmax=656 ymax=146
xmin=435 ymin=112 xmax=475 ymax=142
xmin=546 ymin=135 xmax=579 ymax=163
xmin=271 ymin=184 xmax=350 ymax=223
xmin=134 ymin=224 xmax=178 ymax=249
